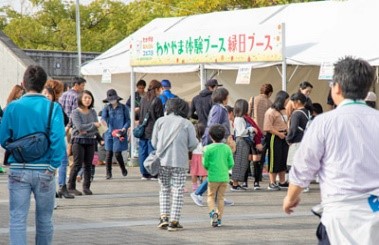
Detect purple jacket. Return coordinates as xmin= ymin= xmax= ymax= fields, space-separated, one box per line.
xmin=201 ymin=103 xmax=230 ymax=146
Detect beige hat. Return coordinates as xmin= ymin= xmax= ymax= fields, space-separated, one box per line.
xmin=365 ymin=91 xmax=377 ymax=102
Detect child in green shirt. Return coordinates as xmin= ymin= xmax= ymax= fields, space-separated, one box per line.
xmin=203 ymin=124 xmax=234 ymax=227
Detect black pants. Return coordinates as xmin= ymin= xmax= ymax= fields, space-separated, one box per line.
xmin=105 ymin=151 xmax=124 ymax=166
xmin=316 ymin=222 xmax=330 ymax=245
xmin=68 ymin=143 xmax=96 ymax=190
xmin=259 ymin=136 xmax=268 ymax=181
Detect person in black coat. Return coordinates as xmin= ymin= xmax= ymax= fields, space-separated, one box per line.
xmin=190 ymin=79 xmax=222 ymax=127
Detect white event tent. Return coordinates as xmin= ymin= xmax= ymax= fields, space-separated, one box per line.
xmin=82 ymin=0 xmax=378 ymax=114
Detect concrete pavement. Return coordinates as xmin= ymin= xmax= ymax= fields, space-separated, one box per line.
xmin=0 ymin=165 xmax=321 ymax=244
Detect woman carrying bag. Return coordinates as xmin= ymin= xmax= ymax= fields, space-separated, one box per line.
xmin=138 ymin=80 xmax=164 ymax=180
xmin=152 ymin=98 xmax=198 ymax=231
xmin=101 ymin=89 xmax=130 ymax=179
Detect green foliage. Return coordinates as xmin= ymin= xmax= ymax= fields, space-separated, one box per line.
xmin=0 ymin=0 xmax=320 ymax=52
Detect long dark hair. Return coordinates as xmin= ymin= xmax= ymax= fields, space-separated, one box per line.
xmin=271 ymin=90 xmax=289 ymax=111
xmin=145 ymin=79 xmax=162 ymax=101
xmin=234 ymin=99 xmax=248 ymax=117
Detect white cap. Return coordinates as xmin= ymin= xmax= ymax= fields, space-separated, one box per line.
xmin=365 ymin=91 xmax=377 ymax=102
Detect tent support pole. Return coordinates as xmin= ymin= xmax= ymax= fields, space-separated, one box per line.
xmin=288 ymin=65 xmax=299 ymax=83
xmin=200 ymin=64 xmax=206 ymax=90
xmin=281 ymin=23 xmax=287 ymax=91
xmin=130 ymin=67 xmax=136 ymax=160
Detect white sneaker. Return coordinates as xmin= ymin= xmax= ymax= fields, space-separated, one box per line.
xmin=224 ymin=198 xmax=234 ymax=206
xmin=190 ymin=192 xmax=204 ymax=207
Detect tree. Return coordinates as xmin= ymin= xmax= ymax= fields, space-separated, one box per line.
xmin=0 ymin=0 xmax=322 ymax=52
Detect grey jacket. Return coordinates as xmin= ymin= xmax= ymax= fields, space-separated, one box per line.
xmin=151 ymin=114 xmax=198 ymax=169
xmin=71 ymin=108 xmax=99 ymax=139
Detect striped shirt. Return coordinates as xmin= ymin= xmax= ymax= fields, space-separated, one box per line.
xmin=290 ymin=99 xmax=379 ymax=202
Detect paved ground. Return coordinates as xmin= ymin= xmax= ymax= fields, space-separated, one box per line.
xmin=0 ymin=165 xmax=321 ymax=245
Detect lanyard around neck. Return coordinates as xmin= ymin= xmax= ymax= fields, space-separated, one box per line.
xmin=341 ymin=101 xmax=367 ymax=107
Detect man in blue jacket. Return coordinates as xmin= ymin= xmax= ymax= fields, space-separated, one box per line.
xmin=0 ymin=65 xmax=66 ymax=245
xmin=159 ymin=79 xmax=177 ymax=106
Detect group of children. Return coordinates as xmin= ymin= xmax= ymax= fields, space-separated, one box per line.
xmin=188 ymin=96 xmax=325 ymax=228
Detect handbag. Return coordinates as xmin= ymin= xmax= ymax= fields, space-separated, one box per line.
xmin=133 ymin=112 xmax=150 ymax=138
xmin=143 ymin=121 xmax=183 ymax=176
xmin=6 ymin=101 xmax=54 ymax=163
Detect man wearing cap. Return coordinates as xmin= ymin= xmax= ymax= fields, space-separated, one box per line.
xmin=159 ymin=79 xmax=177 ymax=106
xmin=101 ymin=89 xmax=131 ymax=179
xmin=190 ymin=79 xmax=222 ymax=126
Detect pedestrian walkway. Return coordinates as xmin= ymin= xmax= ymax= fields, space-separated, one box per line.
xmin=0 ymin=166 xmax=321 ymax=244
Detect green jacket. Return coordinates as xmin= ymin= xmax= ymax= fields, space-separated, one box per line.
xmin=203 ymin=143 xmax=234 ymax=182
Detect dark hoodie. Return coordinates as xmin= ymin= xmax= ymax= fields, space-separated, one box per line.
xmin=190 ymin=89 xmax=213 ymax=126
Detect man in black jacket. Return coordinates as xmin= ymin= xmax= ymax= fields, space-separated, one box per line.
xmin=190 ymin=79 xmax=222 ymax=126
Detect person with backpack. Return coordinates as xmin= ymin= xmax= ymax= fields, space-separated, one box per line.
xmin=286 ymin=81 xmax=313 ymax=119
xmin=286 ymin=92 xmax=311 ymax=191
xmin=101 ymin=89 xmax=131 ymax=179
xmin=0 ymin=65 xmax=66 ymax=245
xmin=159 ymin=79 xmax=177 ymax=107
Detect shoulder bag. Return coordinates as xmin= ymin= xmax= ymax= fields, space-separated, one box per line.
xmin=133 ymin=112 xmax=150 ymax=138
xmin=6 ymin=101 xmax=54 ymax=163
xmin=143 ymin=121 xmax=182 ymax=176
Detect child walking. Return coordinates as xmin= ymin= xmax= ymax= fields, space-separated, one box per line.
xmin=203 ymin=124 xmax=234 ymax=227
xmin=190 ymin=123 xmax=207 ymax=192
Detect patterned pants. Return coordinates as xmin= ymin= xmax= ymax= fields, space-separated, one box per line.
xmin=159 ymin=166 xmax=186 ymax=222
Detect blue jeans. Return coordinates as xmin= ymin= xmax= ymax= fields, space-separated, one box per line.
xmin=195 ymin=179 xmax=208 ymax=196
xmin=8 ymin=169 xmax=56 ymax=245
xmin=57 ymin=153 xmax=68 ymax=186
xmin=138 ymin=138 xmax=154 ymax=177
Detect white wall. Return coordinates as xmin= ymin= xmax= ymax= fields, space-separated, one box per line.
xmin=0 ymin=44 xmax=28 ymax=107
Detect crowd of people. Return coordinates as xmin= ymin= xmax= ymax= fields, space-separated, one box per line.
xmin=1 ymin=56 xmax=379 ymax=244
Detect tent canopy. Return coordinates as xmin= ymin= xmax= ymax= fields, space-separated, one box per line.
xmin=82 ymin=0 xmax=369 ymax=76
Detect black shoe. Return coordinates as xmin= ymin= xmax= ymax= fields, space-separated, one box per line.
xmin=83 ymin=189 xmax=93 ymax=195
xmin=121 ymin=168 xmax=128 ymax=177
xmin=157 ymin=216 xmax=169 ymax=229
xmin=167 ymin=221 xmax=183 ymax=231
xmin=106 ymin=173 xmax=112 ymax=179
xmin=230 ymin=185 xmax=247 ymax=192
xmin=253 ymin=182 xmax=261 ymax=190
xmin=68 ymin=189 xmax=82 ymax=196
xmin=278 ymin=181 xmax=289 ymax=189
xmin=57 ymin=185 xmax=75 ymax=199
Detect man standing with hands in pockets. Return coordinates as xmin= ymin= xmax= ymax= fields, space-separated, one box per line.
xmin=283 ymin=56 xmax=379 ymax=244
